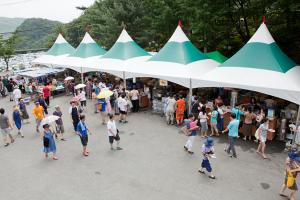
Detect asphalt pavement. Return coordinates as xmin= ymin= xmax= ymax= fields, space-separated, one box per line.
xmin=0 ymin=95 xmax=296 ymax=200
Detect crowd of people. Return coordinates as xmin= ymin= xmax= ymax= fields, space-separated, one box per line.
xmin=163 ymin=94 xmax=275 ymax=159
xmin=163 ymin=93 xmax=300 ymax=199
xmin=0 ymin=74 xmax=300 ymax=200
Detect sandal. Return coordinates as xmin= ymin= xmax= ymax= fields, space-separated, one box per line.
xmin=209 ymin=175 xmax=216 ymax=179
xmin=52 ymin=157 xmax=58 ymax=160
xmin=279 ymin=193 xmax=288 ymax=197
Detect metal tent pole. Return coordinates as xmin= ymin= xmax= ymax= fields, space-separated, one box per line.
xmin=188 ymin=78 xmax=192 ymax=115
xmin=81 ymin=67 xmax=84 ymax=84
xmin=293 ymin=105 xmax=300 ymax=144
xmin=123 ymin=71 xmax=126 ymax=89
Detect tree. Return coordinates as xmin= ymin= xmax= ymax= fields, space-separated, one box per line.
xmin=0 ymin=34 xmax=16 ymax=71
xmin=62 ymin=0 xmax=300 ymax=63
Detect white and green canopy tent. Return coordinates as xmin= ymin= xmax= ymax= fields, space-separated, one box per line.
xmin=194 ymin=23 xmax=300 ymax=105
xmin=127 ymin=25 xmax=219 ymax=87
xmin=195 ymin=22 xmax=300 ymax=139
xmin=126 ymin=25 xmax=219 ymax=113
xmin=54 ymin=32 xmax=107 ymax=82
xmin=89 ymin=29 xmax=151 ymax=86
xmin=32 ymin=34 xmax=75 ymax=66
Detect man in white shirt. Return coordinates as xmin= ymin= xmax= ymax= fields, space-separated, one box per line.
xmin=130 ymin=86 xmax=139 ymax=112
xmin=118 ymin=94 xmax=128 ymax=123
xmin=107 ymin=114 xmax=122 ymax=150
xmin=12 ymin=86 xmax=22 ymax=105
xmin=166 ymin=95 xmax=177 ymax=125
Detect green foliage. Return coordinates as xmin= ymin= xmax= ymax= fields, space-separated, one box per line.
xmin=0 ymin=34 xmax=16 ymax=70
xmin=14 ymin=18 xmax=62 ymax=50
xmin=61 ymin=0 xmax=299 ymax=63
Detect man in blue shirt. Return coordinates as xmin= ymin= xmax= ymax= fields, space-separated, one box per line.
xmin=222 ymin=113 xmax=239 ymax=158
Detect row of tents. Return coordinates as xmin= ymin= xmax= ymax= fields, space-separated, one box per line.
xmin=32 ymin=22 xmax=300 ymax=107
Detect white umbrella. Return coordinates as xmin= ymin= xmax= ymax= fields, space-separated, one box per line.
xmin=75 ymin=83 xmax=86 ymax=90
xmin=40 ymin=115 xmax=60 ymax=127
xmin=64 ymin=76 xmax=74 ymax=81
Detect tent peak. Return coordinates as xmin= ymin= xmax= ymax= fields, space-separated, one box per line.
xmin=248 ymin=23 xmax=274 ymax=44
xmin=81 ymin=32 xmax=96 ymax=44
xmin=116 ymin=29 xmax=133 ymax=43
xmin=55 ymin=34 xmax=68 ymax=44
xmin=168 ymin=26 xmax=189 ymax=43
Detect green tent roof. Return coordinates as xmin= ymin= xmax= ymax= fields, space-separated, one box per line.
xmin=220 ymin=23 xmax=296 ymax=73
xmin=47 ymin=34 xmax=75 ymax=56
xmin=102 ymin=29 xmax=149 ymax=60
xmin=205 ymin=51 xmax=228 ymax=63
xmin=70 ymin=32 xmax=106 ymax=58
xmin=149 ymin=26 xmax=208 ymax=65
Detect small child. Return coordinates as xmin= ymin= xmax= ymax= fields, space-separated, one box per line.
xmin=198 ymin=137 xmax=216 ymax=179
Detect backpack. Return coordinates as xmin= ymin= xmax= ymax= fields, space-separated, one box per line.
xmin=43 ymin=136 xmax=49 ymax=148
xmin=217 ymin=111 xmax=221 ymax=123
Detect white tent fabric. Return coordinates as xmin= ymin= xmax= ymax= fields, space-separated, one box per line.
xmin=17 ymin=68 xmax=65 ymax=78
xmin=50 ymin=33 xmax=126 ymax=78
xmin=124 ymin=26 xmax=219 ymax=87
xmin=51 ymin=33 xmax=102 ymax=71
xmin=193 ymin=23 xmax=300 ymax=104
xmin=88 ymin=56 xmax=150 ymax=79
xmin=127 ymin=59 xmax=218 ymax=87
xmin=94 ymin=29 xmax=152 ymax=79
xmin=31 ymin=34 xmax=75 ymax=66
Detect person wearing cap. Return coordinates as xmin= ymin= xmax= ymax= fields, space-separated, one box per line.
xmin=222 ymin=112 xmax=239 ymax=158
xmin=53 ymin=105 xmax=65 ymax=141
xmin=76 ymin=115 xmax=91 ymax=156
xmin=42 ymin=124 xmax=58 ymax=160
xmin=32 ymin=101 xmax=44 ymax=133
xmin=279 ymin=150 xmax=300 ymax=199
xmin=107 ymin=113 xmax=122 ymax=150
xmin=184 ymin=114 xmax=199 ymax=154
xmin=198 ymin=137 xmax=216 ymax=179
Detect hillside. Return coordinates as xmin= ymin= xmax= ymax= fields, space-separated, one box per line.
xmin=0 ymin=17 xmax=25 ymax=38
xmin=14 ymin=18 xmax=62 ymax=50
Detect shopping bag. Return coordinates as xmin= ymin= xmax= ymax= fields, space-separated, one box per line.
xmin=254 ymin=129 xmax=259 ymax=140
xmin=180 ymin=126 xmax=191 ymax=136
xmin=287 ymin=172 xmax=295 ymax=188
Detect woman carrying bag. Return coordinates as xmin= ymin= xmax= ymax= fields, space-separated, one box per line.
xmin=42 ymin=124 xmax=58 ymax=160
xmin=279 ymin=150 xmax=300 ymax=200
xmin=256 ymin=118 xmax=274 ymax=159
